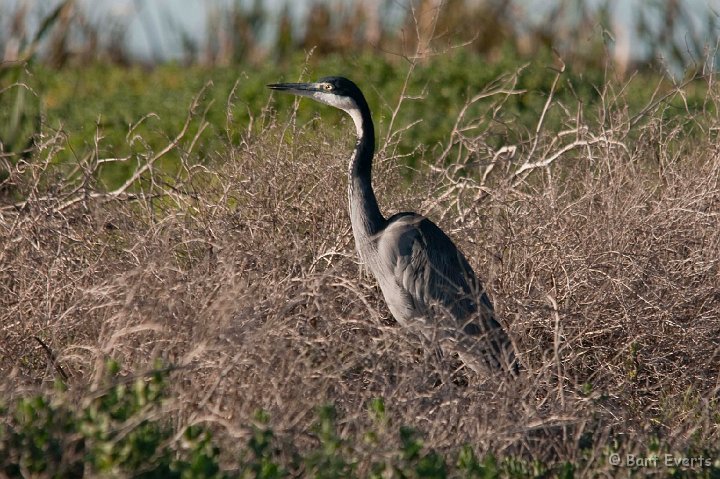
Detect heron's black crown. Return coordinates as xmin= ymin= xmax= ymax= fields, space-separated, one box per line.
xmin=317 ymin=76 xmax=365 ymax=101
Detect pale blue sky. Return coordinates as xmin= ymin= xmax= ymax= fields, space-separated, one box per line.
xmin=2 ymin=0 xmax=719 ymax=64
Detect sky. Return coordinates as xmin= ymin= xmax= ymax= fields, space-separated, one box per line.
xmin=2 ymin=0 xmax=719 ymax=63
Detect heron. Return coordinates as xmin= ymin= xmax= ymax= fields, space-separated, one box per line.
xmin=268 ymin=76 xmax=518 ymax=375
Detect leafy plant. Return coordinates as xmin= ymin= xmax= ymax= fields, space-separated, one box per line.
xmin=0 ymin=360 xmax=227 ymax=478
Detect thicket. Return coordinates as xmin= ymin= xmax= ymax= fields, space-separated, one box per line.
xmin=1 ymin=360 xmax=575 ymax=478
xmin=1 ymin=1 xmax=720 ymax=477
xmin=2 ymin=63 xmax=719 ymax=474
xmin=1 ymin=0 xmax=715 ymax=188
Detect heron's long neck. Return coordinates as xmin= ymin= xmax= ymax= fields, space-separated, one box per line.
xmin=347 ymin=104 xmax=385 ymax=254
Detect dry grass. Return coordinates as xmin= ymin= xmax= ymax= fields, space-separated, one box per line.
xmin=1 ymin=74 xmax=719 ymax=473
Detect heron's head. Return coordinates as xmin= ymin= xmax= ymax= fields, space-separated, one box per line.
xmin=268 ymin=76 xmax=368 ymax=136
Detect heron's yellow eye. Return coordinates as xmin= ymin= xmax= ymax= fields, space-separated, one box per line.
xmin=323 ymin=83 xmax=333 ymax=91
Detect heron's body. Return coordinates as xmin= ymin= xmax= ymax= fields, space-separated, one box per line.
xmin=269 ymin=76 xmax=518 ymax=374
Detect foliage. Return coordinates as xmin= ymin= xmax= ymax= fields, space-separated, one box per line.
xmin=1 ymin=0 xmax=715 ymax=72
xmin=0 ymin=360 xmax=225 ymax=478
xmin=1 ymin=5 xmax=720 ymax=477
xmin=2 ymin=76 xmax=720 ymax=474
xmin=3 ymin=365 xmax=719 ymax=477
xmin=0 ymin=45 xmax=708 ymax=191
xmin=0 ymin=365 xmax=584 ymax=478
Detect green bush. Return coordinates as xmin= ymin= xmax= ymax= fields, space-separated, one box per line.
xmin=0 ymin=362 xmax=575 ymax=478
xmin=0 ymin=360 xmax=226 ymax=478
xmin=1 ymin=45 xmax=703 ymax=190
xmin=3 ymin=362 xmax=718 ymax=478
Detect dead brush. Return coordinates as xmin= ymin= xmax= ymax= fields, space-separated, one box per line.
xmin=1 ymin=66 xmax=719 ymax=472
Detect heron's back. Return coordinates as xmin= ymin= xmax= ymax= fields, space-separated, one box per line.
xmin=362 ymin=213 xmax=516 ymax=373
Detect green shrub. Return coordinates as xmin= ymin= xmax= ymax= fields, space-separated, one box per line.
xmin=0 ymin=360 xmax=226 ymax=478
xmin=5 ymin=362 xmax=717 ymax=477
xmin=1 ymin=45 xmax=702 ymax=189
xmin=0 ymin=362 xmax=582 ymax=478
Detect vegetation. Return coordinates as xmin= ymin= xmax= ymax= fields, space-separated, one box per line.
xmin=1 ymin=360 xmax=574 ymax=477
xmin=0 ymin=48 xmax=710 ymax=189
xmin=1 ymin=1 xmax=720 ymax=477
xmin=2 ymin=360 xmax=718 ymax=477
xmin=2 ymin=61 xmax=719 ymax=474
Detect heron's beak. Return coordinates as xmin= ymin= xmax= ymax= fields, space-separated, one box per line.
xmin=267 ymin=82 xmax=319 ymax=97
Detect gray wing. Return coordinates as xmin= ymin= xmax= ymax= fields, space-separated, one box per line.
xmin=379 ymin=212 xmax=517 ymax=373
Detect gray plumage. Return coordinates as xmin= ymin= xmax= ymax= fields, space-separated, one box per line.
xmin=268 ymin=76 xmax=518 ymax=375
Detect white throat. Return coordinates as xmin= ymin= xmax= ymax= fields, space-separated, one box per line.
xmin=346 ymin=107 xmax=363 ymax=137
xmin=312 ymin=91 xmax=364 ymax=137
